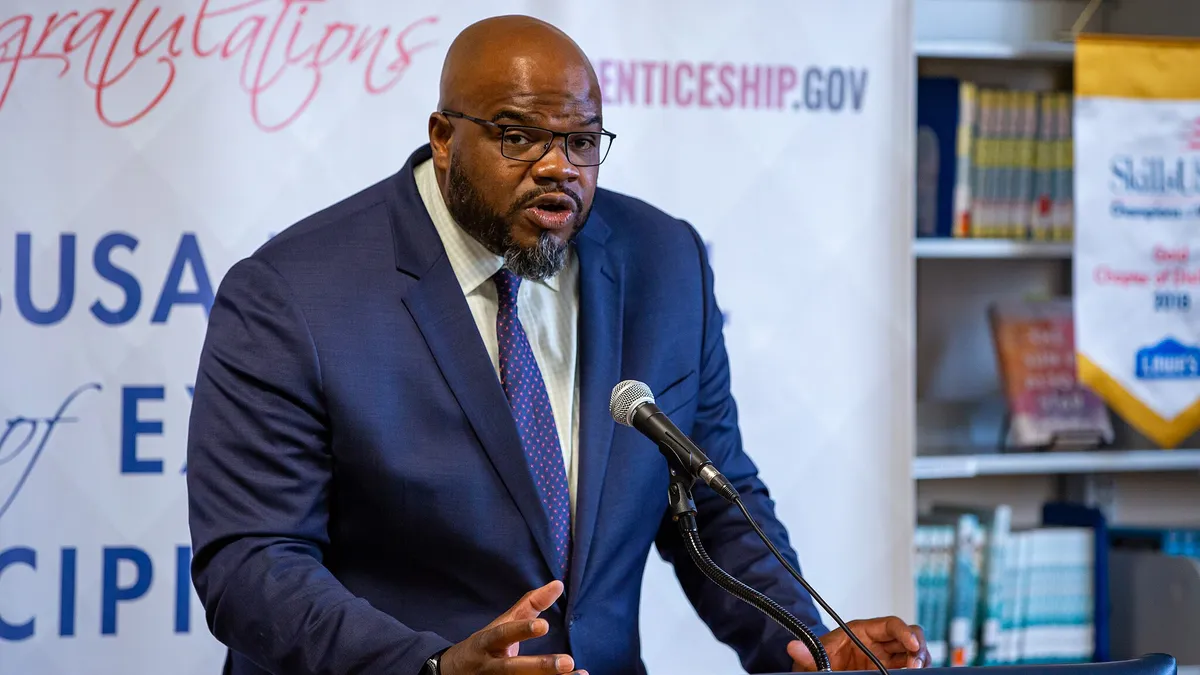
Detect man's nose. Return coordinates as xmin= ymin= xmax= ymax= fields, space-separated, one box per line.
xmin=531 ymin=137 xmax=581 ymax=183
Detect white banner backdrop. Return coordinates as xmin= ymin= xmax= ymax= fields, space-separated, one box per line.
xmin=0 ymin=2 xmax=914 ymax=673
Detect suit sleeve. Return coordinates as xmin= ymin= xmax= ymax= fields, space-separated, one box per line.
xmin=653 ymin=225 xmax=830 ymax=674
xmin=186 ymin=257 xmax=451 ymax=675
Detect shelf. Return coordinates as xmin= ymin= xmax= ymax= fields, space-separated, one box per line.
xmin=913 ymin=238 xmax=1073 ymax=259
xmin=915 ymin=40 xmax=1075 ymax=62
xmin=914 ymin=449 xmax=1200 ymax=480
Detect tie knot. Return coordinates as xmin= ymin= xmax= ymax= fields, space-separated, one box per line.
xmin=493 ymin=268 xmax=522 ymax=309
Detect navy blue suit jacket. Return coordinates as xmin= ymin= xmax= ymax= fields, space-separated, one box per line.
xmin=186 ymin=145 xmax=826 ymax=675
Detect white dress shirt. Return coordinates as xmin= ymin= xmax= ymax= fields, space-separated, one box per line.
xmin=414 ymin=158 xmax=581 ymax=520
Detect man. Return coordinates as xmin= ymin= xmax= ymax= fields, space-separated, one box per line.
xmin=186 ymin=14 xmax=928 ymax=675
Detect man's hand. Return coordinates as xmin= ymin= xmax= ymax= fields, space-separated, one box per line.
xmin=438 ymin=580 xmax=586 ymax=675
xmin=789 ymin=617 xmax=929 ymax=671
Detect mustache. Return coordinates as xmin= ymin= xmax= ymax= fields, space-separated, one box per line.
xmin=511 ymin=185 xmax=583 ymax=213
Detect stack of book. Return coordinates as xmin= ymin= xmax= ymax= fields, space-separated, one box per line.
xmin=915 ymin=505 xmax=1096 ymax=667
xmin=916 ymin=77 xmax=1075 ymax=241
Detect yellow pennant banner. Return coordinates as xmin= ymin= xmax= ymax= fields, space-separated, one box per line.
xmin=1075 ymin=34 xmax=1200 ymax=448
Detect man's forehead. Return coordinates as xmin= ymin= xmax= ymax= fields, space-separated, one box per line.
xmin=484 ymin=100 xmax=600 ymax=128
xmin=466 ymin=58 xmax=596 ymax=100
xmin=461 ymin=68 xmax=600 ymax=125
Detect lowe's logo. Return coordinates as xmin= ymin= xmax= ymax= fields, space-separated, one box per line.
xmin=1135 ymin=338 xmax=1200 ymax=379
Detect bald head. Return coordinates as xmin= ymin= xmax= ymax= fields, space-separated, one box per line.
xmin=437 ymin=15 xmax=600 ymax=114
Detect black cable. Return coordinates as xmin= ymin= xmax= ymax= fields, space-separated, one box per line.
xmin=733 ymin=497 xmax=891 ymax=675
xmin=675 ymin=512 xmax=832 ymax=672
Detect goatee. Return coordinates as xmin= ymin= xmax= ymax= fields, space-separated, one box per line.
xmin=445 ymin=160 xmax=585 ymax=281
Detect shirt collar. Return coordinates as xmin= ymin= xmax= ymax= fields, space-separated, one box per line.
xmin=413 ymin=158 xmax=564 ymax=294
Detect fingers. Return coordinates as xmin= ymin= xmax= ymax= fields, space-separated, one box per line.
xmin=860 ymin=639 xmax=903 ymax=665
xmin=790 ymin=640 xmax=908 ymax=672
xmin=793 ymin=619 xmax=929 ymax=671
xmin=786 ymin=640 xmax=818 ymax=672
xmin=907 ymin=624 xmax=926 ymax=662
xmin=908 ymin=625 xmax=931 ymax=668
xmin=853 ymin=618 xmax=928 ymax=669
xmin=884 ymin=650 xmax=927 ymax=669
xmin=454 ymin=589 xmax=583 ymax=675
xmin=877 ymin=638 xmax=915 ymax=654
xmin=859 ymin=616 xmax=923 ymax=653
xmin=478 ymin=618 xmax=550 ymax=654
xmin=493 ymin=654 xmax=582 ymax=674
xmin=495 ymin=581 xmax=565 ymax=624
xmin=523 ymin=580 xmax=565 ymax=614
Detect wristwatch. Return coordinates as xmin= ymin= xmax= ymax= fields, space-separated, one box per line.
xmin=420 ymin=647 xmax=448 ymax=675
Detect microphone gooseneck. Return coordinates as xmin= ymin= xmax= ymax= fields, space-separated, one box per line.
xmin=665 ymin=471 xmax=831 ymax=671
xmin=611 ymin=380 xmax=892 ymax=675
xmin=732 ymin=496 xmax=890 ymax=675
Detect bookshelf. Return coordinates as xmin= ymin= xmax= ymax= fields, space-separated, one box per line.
xmin=912 ymin=0 xmax=1200 ymax=491
xmin=911 ymin=0 xmax=1200 ymax=492
xmin=915 ymin=40 xmax=1075 ymax=62
xmin=910 ymin=0 xmax=1200 ymax=666
xmin=913 ymin=238 xmax=1073 ymax=259
xmin=915 ymin=449 xmax=1200 ymax=480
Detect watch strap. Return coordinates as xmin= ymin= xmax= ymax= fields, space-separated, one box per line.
xmin=422 ymin=647 xmax=449 ymax=675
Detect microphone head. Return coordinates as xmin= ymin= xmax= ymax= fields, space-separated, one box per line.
xmin=610 ymin=380 xmax=655 ymax=427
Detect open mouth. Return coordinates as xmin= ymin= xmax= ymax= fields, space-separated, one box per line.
xmin=524 ymin=194 xmax=577 ymax=229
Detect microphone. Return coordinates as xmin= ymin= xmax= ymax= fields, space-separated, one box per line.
xmin=609 ymin=380 xmax=739 ymax=503
xmin=609 ymin=379 xmax=892 ymax=675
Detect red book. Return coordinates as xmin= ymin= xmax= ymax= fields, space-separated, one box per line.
xmin=989 ymin=297 xmax=1114 ymax=449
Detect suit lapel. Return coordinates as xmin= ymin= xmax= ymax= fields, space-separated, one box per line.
xmin=401 ymin=260 xmax=561 ymax=577
xmin=389 ymin=147 xmax=559 ymax=579
xmin=567 ymin=213 xmax=622 ymax=608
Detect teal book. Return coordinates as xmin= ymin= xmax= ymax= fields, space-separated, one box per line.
xmin=915 ymin=519 xmax=958 ymax=666
xmin=920 ymin=511 xmax=983 ymax=666
xmin=931 ymin=504 xmax=1013 ymax=665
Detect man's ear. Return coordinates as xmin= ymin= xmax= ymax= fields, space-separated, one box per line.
xmin=428 ymin=112 xmax=453 ymax=173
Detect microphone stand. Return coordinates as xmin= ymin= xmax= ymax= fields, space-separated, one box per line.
xmin=664 ymin=467 xmax=832 ymax=672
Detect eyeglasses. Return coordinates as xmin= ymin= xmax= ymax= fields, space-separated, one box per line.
xmin=440 ymin=110 xmax=616 ymax=167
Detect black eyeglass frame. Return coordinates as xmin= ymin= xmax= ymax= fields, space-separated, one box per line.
xmin=440 ymin=109 xmax=617 ymax=167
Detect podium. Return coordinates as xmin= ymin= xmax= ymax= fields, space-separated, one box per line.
xmin=757 ymin=654 xmax=1177 ymax=675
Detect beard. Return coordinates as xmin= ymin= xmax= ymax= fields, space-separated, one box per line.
xmin=446 ymin=158 xmax=587 ymax=281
